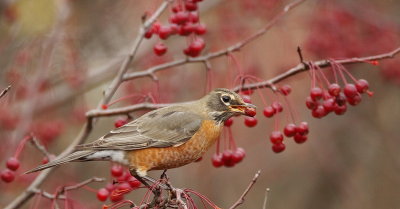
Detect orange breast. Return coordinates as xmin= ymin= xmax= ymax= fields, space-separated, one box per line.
xmin=126 ymin=120 xmax=222 ymax=172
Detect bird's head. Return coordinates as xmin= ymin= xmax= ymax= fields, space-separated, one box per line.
xmin=205 ymin=88 xmax=257 ymax=123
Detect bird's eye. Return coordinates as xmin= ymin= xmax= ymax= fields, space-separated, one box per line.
xmin=222 ymin=95 xmax=231 ymax=103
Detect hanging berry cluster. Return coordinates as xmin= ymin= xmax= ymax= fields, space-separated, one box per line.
xmin=305 ymin=61 xmax=373 ymax=118
xmin=96 ymin=165 xmax=141 ymax=202
xmin=1 ymin=135 xmax=50 ymax=183
xmin=146 ymin=0 xmax=207 ymax=57
xmin=211 ymin=118 xmax=246 ymax=168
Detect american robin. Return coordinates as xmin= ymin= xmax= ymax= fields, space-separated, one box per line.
xmin=26 ymin=88 xmax=256 ymax=186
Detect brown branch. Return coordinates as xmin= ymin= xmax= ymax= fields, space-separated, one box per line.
xmin=229 ymin=170 xmax=261 ymax=209
xmin=29 ymin=177 xmax=104 ymax=200
xmin=232 ymin=46 xmax=400 ymax=92
xmin=122 ymin=0 xmax=306 ymax=82
xmin=30 ymin=136 xmax=52 ymax=159
xmin=84 ymin=47 xmax=400 ymax=119
xmin=4 ymin=2 xmax=170 ymax=209
xmin=0 ymin=85 xmax=11 ymax=99
xmin=262 ymin=188 xmax=270 ymax=209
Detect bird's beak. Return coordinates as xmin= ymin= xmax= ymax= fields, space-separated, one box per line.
xmin=230 ymin=103 xmax=257 ymax=117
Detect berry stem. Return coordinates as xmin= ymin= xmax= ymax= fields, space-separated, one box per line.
xmin=14 ymin=135 xmax=32 ymax=159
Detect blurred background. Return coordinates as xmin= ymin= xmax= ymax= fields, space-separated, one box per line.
xmin=0 ymin=0 xmax=400 ymax=208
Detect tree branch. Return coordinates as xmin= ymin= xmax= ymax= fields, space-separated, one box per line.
xmin=229 ymin=170 xmax=261 ymax=209
xmin=29 ymin=177 xmax=104 ymax=200
xmin=84 ymin=47 xmax=400 ymax=119
xmin=0 ymin=85 xmax=11 ymax=99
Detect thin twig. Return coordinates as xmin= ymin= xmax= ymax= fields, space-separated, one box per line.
xmin=30 ymin=136 xmax=52 ymax=159
xmin=262 ymin=188 xmax=270 ymax=209
xmin=0 ymin=85 xmax=11 ymax=99
xmin=229 ymin=170 xmax=261 ymax=209
xmin=29 ymin=177 xmax=104 ymax=200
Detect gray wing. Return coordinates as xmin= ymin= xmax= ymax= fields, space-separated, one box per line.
xmin=75 ymin=107 xmax=203 ymax=151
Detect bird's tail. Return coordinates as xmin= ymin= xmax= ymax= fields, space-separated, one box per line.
xmin=25 ymin=150 xmax=96 ymax=174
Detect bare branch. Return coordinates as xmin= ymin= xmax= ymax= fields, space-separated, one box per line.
xmin=30 ymin=136 xmax=52 ymax=159
xmin=29 ymin=177 xmax=104 ymax=200
xmin=229 ymin=170 xmax=261 ymax=209
xmin=0 ymin=85 xmax=11 ymax=99
xmin=86 ymin=47 xmax=400 ymax=118
xmin=262 ymin=188 xmax=270 ymax=209
xmin=232 ymin=46 xmax=400 ymax=92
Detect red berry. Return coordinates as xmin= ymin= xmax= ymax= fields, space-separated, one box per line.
xmin=323 ymin=98 xmax=336 ymax=112
xmin=305 ymin=96 xmax=318 ymax=110
xmin=347 ymin=93 xmax=362 ymax=106
xmin=105 ymin=183 xmax=116 ymax=192
xmin=151 ymin=22 xmax=161 ymax=33
xmin=1 ymin=169 xmax=15 ymax=183
xmin=245 ymin=108 xmax=256 ymax=117
xmin=241 ymin=95 xmax=252 ymax=103
xmin=328 ymin=83 xmax=341 ymax=96
xmin=6 ymin=157 xmax=20 ymax=171
xmin=110 ymin=192 xmax=124 ymax=202
xmin=174 ymin=11 xmax=189 ymax=25
xmin=224 ymin=118 xmax=233 ymax=127
xmin=212 ymin=153 xmax=223 ymax=168
xmin=344 ymin=84 xmax=357 ymax=98
xmin=111 ymin=165 xmax=124 ymax=177
xmin=270 ymin=131 xmax=284 ymax=144
xmin=232 ymin=148 xmax=245 ymax=163
xmin=279 ymin=84 xmax=292 ymax=96
xmin=42 ymin=157 xmax=49 ymax=164
xmin=263 ymin=106 xmax=275 ymax=118
xmin=310 ymin=87 xmax=323 ymax=101
xmin=272 ymin=143 xmax=286 ymax=153
xmin=127 ymin=176 xmax=141 ymax=188
xmin=144 ymin=29 xmax=153 ymax=39
xmin=117 ymin=182 xmax=132 ymax=194
xmin=195 ymin=156 xmax=202 ymax=162
xmin=312 ymin=105 xmax=327 ymax=118
xmin=355 ymin=79 xmax=369 ymax=93
xmin=222 ymin=150 xmax=235 ymax=167
xmin=189 ymin=38 xmax=205 ymax=52
xmin=297 ymin=122 xmax=309 ymax=135
xmin=185 ymin=1 xmax=198 ymax=11
xmin=188 ymin=12 xmax=199 ymax=23
xmin=271 ymin=101 xmax=283 ymax=112
xmin=241 ymin=89 xmax=253 ymax=95
xmin=195 ymin=24 xmax=207 ymax=35
xmin=283 ymin=124 xmax=297 ymax=137
xmin=114 ymin=119 xmax=128 ymax=128
xmin=97 ymin=188 xmax=109 ymax=202
xmin=158 ymin=26 xmax=172 ymax=40
xmin=334 ymin=104 xmax=347 ymax=115
xmin=153 ymin=43 xmax=167 ymax=56
xmin=293 ymin=133 xmax=308 ymax=144
xmin=335 ymin=93 xmax=347 ymax=106
xmin=244 ymin=117 xmax=257 ymax=127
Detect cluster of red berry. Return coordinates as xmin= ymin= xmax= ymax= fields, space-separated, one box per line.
xmin=270 ymin=122 xmax=309 ymax=153
xmin=96 ymin=165 xmax=141 ymax=202
xmin=211 ymin=118 xmax=246 ymax=168
xmin=306 ymin=62 xmax=372 ymax=118
xmin=146 ymin=0 xmax=207 ymax=57
xmin=1 ymin=157 xmax=20 ymax=183
xmin=211 ymin=147 xmax=246 ymax=168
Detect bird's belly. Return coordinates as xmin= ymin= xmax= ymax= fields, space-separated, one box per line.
xmin=127 ymin=120 xmax=222 ymax=171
